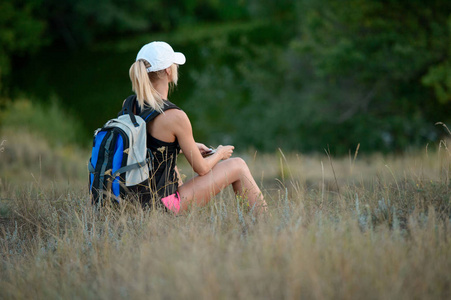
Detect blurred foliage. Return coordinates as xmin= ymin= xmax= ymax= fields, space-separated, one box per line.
xmin=2 ymin=0 xmax=451 ymax=154
xmin=0 ymin=98 xmax=85 ymax=147
xmin=187 ymin=0 xmax=451 ymax=153
xmin=0 ymin=0 xmax=46 ymax=94
xmin=289 ymin=0 xmax=451 ymax=152
xmin=0 ymin=98 xmax=89 ymax=185
xmin=35 ymin=0 xmax=249 ymax=48
xmin=0 ymin=0 xmax=248 ymax=83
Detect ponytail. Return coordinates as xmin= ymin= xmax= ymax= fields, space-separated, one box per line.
xmin=129 ymin=59 xmax=165 ymax=112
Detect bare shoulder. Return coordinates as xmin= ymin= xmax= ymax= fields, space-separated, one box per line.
xmin=148 ymin=108 xmax=191 ymax=142
xmin=162 ymin=109 xmax=190 ymax=125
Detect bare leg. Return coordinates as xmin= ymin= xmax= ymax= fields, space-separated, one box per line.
xmin=177 ymin=157 xmax=267 ymax=214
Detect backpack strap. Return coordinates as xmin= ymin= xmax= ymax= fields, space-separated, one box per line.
xmin=140 ymin=101 xmax=180 ymax=122
xmin=119 ymin=95 xmax=181 ymax=123
xmin=139 ymin=106 xmax=159 ymax=122
xmin=118 ymin=95 xmax=139 ymax=127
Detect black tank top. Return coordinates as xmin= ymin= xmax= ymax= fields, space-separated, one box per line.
xmin=148 ymin=133 xmax=181 ymax=199
xmin=133 ymin=100 xmax=181 ymax=199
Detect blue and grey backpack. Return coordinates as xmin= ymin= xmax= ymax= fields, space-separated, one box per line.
xmin=88 ymin=95 xmax=162 ymax=205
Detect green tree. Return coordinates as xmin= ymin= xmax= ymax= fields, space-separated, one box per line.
xmin=185 ymin=0 xmax=451 ymax=153
xmin=36 ymin=0 xmax=249 ymax=49
xmin=422 ymin=16 xmax=451 ymax=104
xmin=290 ymin=0 xmax=451 ymax=152
xmin=0 ymin=0 xmax=46 ymax=93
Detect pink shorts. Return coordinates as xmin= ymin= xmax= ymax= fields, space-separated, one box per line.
xmin=161 ymin=192 xmax=181 ymax=214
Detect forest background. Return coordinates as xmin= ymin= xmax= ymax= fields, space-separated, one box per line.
xmin=1 ymin=0 xmax=451 ymax=154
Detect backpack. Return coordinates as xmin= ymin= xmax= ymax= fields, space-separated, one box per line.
xmin=88 ymin=95 xmax=160 ymax=205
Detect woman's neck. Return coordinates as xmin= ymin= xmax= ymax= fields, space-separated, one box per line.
xmin=153 ymin=79 xmax=169 ymax=100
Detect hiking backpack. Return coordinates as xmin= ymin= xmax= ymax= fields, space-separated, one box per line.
xmin=88 ymin=95 xmax=163 ymax=205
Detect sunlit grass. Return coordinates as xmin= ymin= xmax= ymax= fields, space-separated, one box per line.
xmin=1 ymin=101 xmax=450 ymax=299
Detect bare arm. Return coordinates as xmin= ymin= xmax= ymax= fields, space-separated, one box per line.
xmin=179 ymin=142 xmax=209 ymax=155
xmin=171 ymin=111 xmax=233 ymax=176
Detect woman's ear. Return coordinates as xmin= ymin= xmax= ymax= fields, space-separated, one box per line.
xmin=165 ymin=67 xmax=172 ymax=79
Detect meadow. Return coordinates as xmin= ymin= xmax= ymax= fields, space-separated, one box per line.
xmin=0 ymin=100 xmax=450 ymax=299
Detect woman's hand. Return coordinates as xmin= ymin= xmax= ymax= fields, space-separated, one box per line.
xmin=196 ymin=142 xmax=211 ymax=156
xmin=216 ymin=145 xmax=234 ymax=160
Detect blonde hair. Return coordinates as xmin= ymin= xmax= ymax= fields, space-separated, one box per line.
xmin=129 ymin=60 xmax=179 ymax=112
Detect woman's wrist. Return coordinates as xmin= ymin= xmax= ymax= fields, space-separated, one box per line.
xmin=205 ymin=151 xmax=223 ymax=168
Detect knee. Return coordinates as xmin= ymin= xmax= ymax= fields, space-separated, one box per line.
xmin=229 ymin=157 xmax=249 ymax=172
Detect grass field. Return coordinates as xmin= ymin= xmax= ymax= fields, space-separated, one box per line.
xmin=1 ymin=101 xmax=450 ymax=299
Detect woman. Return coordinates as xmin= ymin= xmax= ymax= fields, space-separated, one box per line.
xmin=128 ymin=41 xmax=267 ymax=214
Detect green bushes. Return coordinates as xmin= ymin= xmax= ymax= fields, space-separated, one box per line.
xmin=1 ymin=98 xmax=86 ymax=146
xmin=4 ymin=0 xmax=451 ymax=153
xmin=182 ymin=1 xmax=451 ymax=154
xmin=0 ymin=98 xmax=89 ymax=184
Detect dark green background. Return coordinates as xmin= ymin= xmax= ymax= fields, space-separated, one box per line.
xmin=2 ymin=0 xmax=451 ymax=154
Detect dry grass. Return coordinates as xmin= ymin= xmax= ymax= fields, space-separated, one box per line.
xmin=1 ymin=125 xmax=450 ymax=299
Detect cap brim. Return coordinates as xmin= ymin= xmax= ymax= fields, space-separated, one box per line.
xmin=174 ymin=52 xmax=186 ymax=65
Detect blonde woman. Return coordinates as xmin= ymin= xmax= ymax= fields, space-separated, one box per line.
xmin=128 ymin=41 xmax=267 ymax=214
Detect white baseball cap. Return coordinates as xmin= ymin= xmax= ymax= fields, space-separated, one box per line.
xmin=136 ymin=41 xmax=186 ymax=72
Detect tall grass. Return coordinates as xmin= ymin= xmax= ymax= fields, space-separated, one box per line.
xmin=1 ymin=100 xmax=450 ymax=299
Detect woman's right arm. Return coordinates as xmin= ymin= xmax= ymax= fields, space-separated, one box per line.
xmin=171 ymin=110 xmax=234 ymax=176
